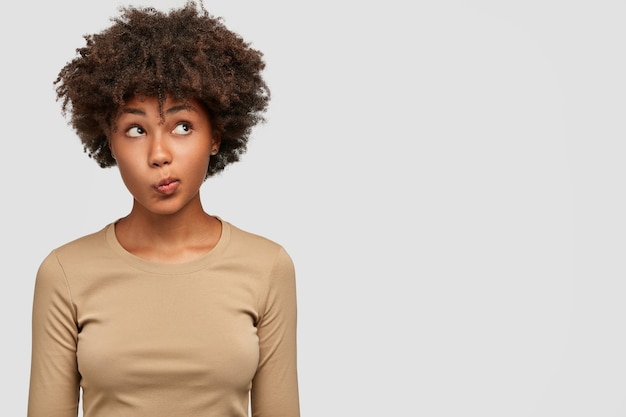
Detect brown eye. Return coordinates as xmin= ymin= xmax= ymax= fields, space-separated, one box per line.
xmin=127 ymin=126 xmax=145 ymax=137
xmin=172 ymin=122 xmax=192 ymax=135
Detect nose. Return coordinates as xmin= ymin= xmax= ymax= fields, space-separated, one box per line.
xmin=149 ymin=135 xmax=172 ymax=167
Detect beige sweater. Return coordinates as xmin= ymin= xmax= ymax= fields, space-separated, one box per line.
xmin=28 ymin=220 xmax=299 ymax=417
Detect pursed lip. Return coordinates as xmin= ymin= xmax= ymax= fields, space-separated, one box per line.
xmin=154 ymin=177 xmax=180 ymax=195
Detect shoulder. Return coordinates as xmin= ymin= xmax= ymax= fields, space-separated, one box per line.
xmin=42 ymin=223 xmax=112 ymax=269
xmin=225 ymin=221 xmax=290 ymax=256
xmin=222 ymin=220 xmax=295 ymax=273
xmin=34 ymin=224 xmax=109 ymax=295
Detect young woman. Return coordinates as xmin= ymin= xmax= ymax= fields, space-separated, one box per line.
xmin=27 ymin=2 xmax=299 ymax=416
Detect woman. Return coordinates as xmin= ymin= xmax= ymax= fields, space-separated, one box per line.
xmin=27 ymin=2 xmax=299 ymax=416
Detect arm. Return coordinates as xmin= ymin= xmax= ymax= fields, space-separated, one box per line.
xmin=251 ymin=247 xmax=300 ymax=417
xmin=28 ymin=251 xmax=80 ymax=417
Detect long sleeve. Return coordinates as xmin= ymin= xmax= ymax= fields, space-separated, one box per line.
xmin=251 ymin=247 xmax=300 ymax=417
xmin=26 ymin=221 xmax=299 ymax=417
xmin=28 ymin=251 xmax=80 ymax=417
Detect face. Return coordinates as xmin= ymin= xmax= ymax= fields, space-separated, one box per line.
xmin=109 ymin=95 xmax=220 ymax=217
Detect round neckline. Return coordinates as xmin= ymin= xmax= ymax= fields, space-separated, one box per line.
xmin=105 ymin=217 xmax=230 ymax=275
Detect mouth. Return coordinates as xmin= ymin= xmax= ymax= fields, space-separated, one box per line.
xmin=154 ymin=177 xmax=180 ymax=195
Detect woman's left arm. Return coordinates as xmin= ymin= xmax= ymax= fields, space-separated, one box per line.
xmin=251 ymin=247 xmax=300 ymax=417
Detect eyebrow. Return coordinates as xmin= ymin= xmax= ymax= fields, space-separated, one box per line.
xmin=165 ymin=104 xmax=197 ymax=115
xmin=120 ymin=108 xmax=146 ymax=116
xmin=120 ymin=104 xmax=197 ymax=116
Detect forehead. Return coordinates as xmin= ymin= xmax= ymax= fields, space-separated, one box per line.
xmin=115 ymin=96 xmax=207 ymax=123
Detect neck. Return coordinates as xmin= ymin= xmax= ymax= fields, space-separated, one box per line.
xmin=114 ymin=197 xmax=222 ymax=263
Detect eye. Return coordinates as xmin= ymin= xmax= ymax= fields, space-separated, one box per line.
xmin=172 ymin=122 xmax=192 ymax=135
xmin=126 ymin=126 xmax=145 ymax=138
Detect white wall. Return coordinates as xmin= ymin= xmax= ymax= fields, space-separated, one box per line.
xmin=3 ymin=0 xmax=625 ymax=415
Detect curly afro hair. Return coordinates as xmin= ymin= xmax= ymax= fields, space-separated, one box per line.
xmin=54 ymin=0 xmax=270 ymax=177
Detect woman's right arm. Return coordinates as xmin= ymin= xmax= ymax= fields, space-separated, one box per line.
xmin=28 ymin=251 xmax=80 ymax=417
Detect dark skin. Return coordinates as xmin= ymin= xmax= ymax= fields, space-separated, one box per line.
xmin=55 ymin=1 xmax=269 ymax=178
xmin=109 ymin=95 xmax=222 ymax=263
xmin=55 ymin=2 xmax=270 ymax=261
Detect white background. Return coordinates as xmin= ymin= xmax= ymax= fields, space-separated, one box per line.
xmin=2 ymin=0 xmax=625 ymax=415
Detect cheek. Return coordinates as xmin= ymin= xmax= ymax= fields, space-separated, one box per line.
xmin=148 ymin=145 xmax=209 ymax=185
xmin=115 ymin=158 xmax=145 ymax=189
xmin=185 ymin=149 xmax=211 ymax=172
xmin=195 ymin=156 xmax=212 ymax=179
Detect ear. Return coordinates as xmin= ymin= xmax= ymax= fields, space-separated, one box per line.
xmin=211 ymin=133 xmax=222 ymax=155
xmin=107 ymin=138 xmax=116 ymax=160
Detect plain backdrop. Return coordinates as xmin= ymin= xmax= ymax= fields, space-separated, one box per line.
xmin=2 ymin=0 xmax=625 ymax=415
